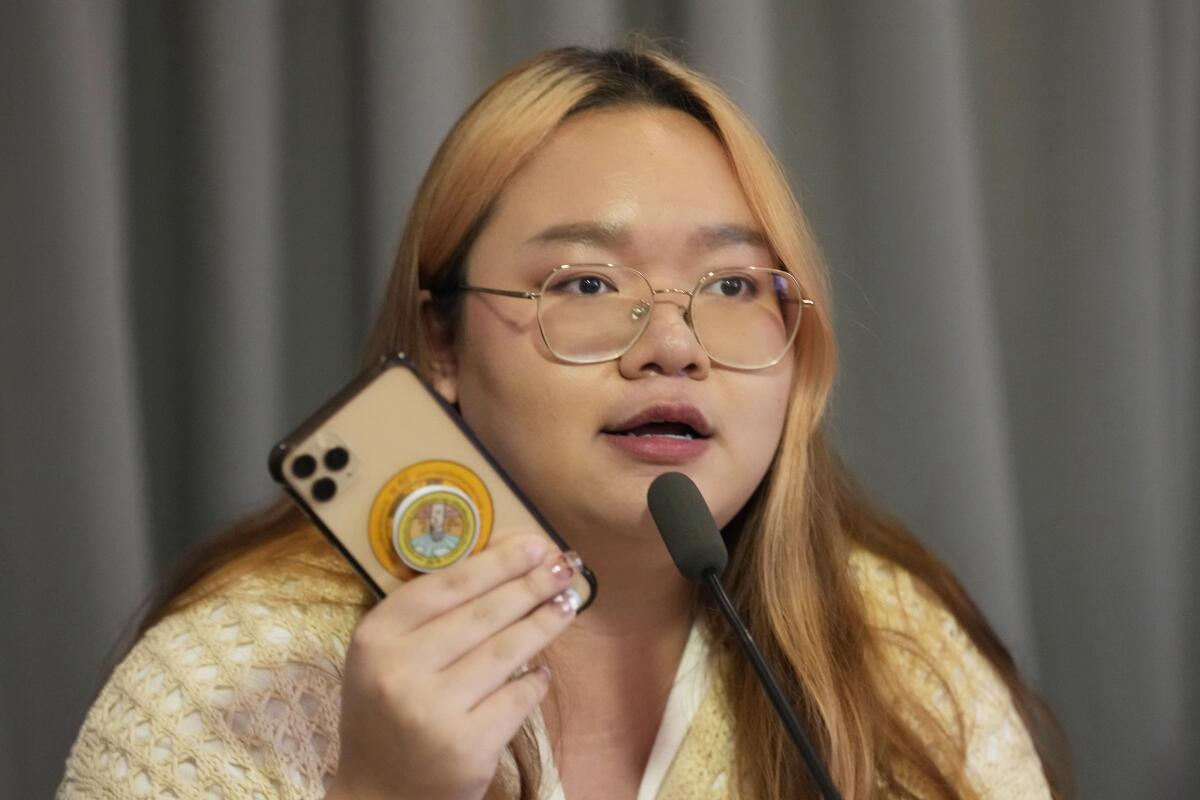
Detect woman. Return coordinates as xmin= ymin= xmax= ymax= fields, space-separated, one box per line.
xmin=59 ymin=44 xmax=1068 ymax=799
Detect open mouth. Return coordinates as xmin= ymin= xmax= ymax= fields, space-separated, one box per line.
xmin=602 ymin=403 xmax=714 ymax=440
xmin=608 ymin=421 xmax=707 ymax=440
xmin=601 ymin=404 xmax=713 ymax=462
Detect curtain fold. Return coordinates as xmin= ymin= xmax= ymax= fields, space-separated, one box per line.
xmin=181 ymin=0 xmax=286 ymax=541
xmin=1 ymin=3 xmax=152 ymax=797
xmin=824 ymin=0 xmax=1036 ymax=662
xmin=2 ymin=2 xmax=1195 ymax=797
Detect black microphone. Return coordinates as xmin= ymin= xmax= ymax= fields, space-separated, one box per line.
xmin=647 ymin=472 xmax=844 ymax=800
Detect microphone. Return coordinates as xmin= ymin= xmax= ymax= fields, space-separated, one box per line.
xmin=647 ymin=472 xmax=844 ymax=800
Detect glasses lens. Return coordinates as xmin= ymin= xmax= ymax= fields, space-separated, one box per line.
xmin=538 ymin=266 xmax=652 ymax=362
xmin=691 ymin=268 xmax=803 ymax=368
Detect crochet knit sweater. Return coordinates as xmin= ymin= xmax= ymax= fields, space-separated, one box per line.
xmin=58 ymin=545 xmax=1050 ymax=799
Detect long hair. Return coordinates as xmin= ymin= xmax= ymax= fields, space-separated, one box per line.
xmin=138 ymin=43 xmax=1069 ymax=799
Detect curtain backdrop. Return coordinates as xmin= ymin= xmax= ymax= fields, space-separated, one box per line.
xmin=2 ymin=2 xmax=1196 ymax=797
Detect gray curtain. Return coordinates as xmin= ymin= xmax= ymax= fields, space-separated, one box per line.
xmin=2 ymin=2 xmax=1196 ymax=797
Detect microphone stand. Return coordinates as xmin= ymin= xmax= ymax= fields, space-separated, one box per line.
xmin=703 ymin=569 xmax=844 ymax=800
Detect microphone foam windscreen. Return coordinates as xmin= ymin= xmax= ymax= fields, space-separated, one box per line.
xmin=647 ymin=472 xmax=728 ymax=581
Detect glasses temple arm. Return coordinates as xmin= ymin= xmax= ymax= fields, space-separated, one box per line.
xmin=457 ymin=285 xmax=540 ymax=300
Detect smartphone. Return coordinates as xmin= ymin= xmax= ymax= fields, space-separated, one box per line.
xmin=269 ymin=353 xmax=596 ymax=610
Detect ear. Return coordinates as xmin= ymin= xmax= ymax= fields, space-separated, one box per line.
xmin=418 ymin=289 xmax=459 ymax=404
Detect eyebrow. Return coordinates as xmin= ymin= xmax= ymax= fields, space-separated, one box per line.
xmin=689 ymin=223 xmax=769 ymax=250
xmin=526 ymin=221 xmax=633 ymax=248
xmin=525 ymin=221 xmax=769 ymax=251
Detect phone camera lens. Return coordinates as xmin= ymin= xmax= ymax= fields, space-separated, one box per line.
xmin=324 ymin=447 xmax=349 ymax=471
xmin=312 ymin=477 xmax=337 ymax=502
xmin=292 ymin=454 xmax=317 ymax=479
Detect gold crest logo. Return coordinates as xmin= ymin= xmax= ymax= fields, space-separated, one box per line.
xmin=368 ymin=461 xmax=493 ymax=576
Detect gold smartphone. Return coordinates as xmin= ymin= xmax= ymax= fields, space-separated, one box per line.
xmin=269 ymin=353 xmax=596 ymax=610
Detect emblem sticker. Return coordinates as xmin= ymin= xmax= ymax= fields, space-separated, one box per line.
xmin=368 ymin=460 xmax=493 ymax=576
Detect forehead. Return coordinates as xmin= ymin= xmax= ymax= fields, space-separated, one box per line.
xmin=483 ymin=107 xmax=761 ymax=245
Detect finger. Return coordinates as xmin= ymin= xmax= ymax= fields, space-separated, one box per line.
xmin=409 ymin=550 xmax=582 ymax=671
xmin=470 ymin=665 xmax=553 ymax=754
xmin=442 ymin=590 xmax=579 ymax=711
xmin=368 ymin=534 xmax=549 ymax=637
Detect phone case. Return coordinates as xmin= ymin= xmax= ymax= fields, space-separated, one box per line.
xmin=269 ymin=353 xmax=596 ymax=610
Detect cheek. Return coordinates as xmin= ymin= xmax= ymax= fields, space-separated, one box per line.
xmin=744 ymin=399 xmax=789 ymax=481
xmin=453 ymin=302 xmax=539 ymax=406
xmin=457 ymin=352 xmax=538 ymax=438
xmin=455 ymin=355 xmax=602 ymax=531
xmin=714 ymin=372 xmax=793 ymax=516
xmin=737 ymin=368 xmax=793 ymax=442
xmin=453 ymin=313 xmax=579 ymax=470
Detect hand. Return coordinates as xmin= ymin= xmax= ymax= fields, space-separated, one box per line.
xmin=325 ymin=534 xmax=581 ymax=800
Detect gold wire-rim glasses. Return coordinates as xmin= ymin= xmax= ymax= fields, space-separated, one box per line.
xmin=456 ymin=263 xmax=815 ymax=370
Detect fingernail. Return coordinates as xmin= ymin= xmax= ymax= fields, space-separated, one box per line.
xmin=547 ymin=551 xmax=582 ymax=580
xmin=550 ymin=588 xmax=582 ymax=617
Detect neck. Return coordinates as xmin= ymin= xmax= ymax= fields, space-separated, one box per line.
xmin=543 ymin=539 xmax=695 ymax=760
xmin=548 ymin=528 xmax=695 ymax=694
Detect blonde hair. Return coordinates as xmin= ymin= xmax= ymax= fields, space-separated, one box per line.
xmin=142 ymin=44 xmax=1069 ymax=799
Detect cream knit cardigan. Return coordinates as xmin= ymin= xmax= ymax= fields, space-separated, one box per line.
xmin=59 ymin=547 xmax=1050 ymax=799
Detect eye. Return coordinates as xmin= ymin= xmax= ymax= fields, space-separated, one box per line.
xmin=705 ymin=274 xmax=759 ymax=298
xmin=550 ymin=273 xmax=619 ymax=295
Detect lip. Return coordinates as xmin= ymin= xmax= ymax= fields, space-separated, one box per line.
xmin=600 ymin=402 xmax=713 ymax=464
xmin=602 ymin=432 xmax=710 ymax=463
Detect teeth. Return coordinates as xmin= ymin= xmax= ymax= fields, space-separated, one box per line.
xmin=620 ymin=431 xmax=694 ymax=439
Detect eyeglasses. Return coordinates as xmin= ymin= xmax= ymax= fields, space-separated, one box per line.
xmin=457 ymin=263 xmax=814 ymax=370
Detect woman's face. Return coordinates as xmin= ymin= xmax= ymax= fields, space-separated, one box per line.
xmin=433 ymin=107 xmax=795 ymax=553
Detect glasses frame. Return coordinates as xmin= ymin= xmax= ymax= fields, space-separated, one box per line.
xmin=457 ymin=263 xmax=815 ymax=369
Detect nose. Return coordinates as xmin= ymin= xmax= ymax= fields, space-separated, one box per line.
xmin=617 ymin=294 xmax=710 ymax=379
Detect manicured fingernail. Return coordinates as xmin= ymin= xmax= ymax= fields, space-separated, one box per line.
xmin=550 ymin=588 xmax=582 ymax=617
xmin=547 ymin=551 xmax=582 ymax=580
